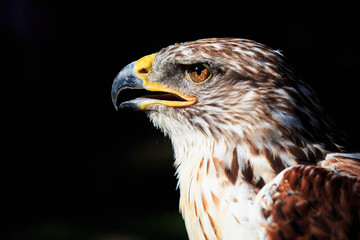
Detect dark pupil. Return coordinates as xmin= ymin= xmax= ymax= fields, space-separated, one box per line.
xmin=194 ymin=65 xmax=204 ymax=75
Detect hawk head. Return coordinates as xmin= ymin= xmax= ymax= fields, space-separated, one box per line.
xmin=112 ymin=38 xmax=350 ymax=154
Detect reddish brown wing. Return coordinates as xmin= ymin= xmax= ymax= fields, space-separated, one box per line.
xmin=258 ymin=165 xmax=360 ymax=240
xmin=319 ymin=153 xmax=360 ymax=177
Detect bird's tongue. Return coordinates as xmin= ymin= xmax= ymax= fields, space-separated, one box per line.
xmin=142 ymin=93 xmax=187 ymax=101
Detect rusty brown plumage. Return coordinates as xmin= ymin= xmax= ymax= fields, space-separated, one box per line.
xmin=260 ymin=165 xmax=360 ymax=240
xmin=319 ymin=154 xmax=360 ymax=177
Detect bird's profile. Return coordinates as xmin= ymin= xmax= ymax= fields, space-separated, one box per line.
xmin=111 ymin=38 xmax=360 ymax=240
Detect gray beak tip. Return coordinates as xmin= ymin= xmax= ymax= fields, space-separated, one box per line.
xmin=111 ymin=61 xmax=142 ymax=111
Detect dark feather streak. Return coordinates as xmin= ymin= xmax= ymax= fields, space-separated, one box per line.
xmin=224 ymin=148 xmax=239 ymax=184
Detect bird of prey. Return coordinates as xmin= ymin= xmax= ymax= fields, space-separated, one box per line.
xmin=111 ymin=38 xmax=360 ymax=240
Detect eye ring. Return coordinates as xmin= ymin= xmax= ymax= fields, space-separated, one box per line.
xmin=186 ymin=64 xmax=212 ymax=84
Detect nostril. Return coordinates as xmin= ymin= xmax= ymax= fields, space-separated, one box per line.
xmin=138 ymin=68 xmax=149 ymax=74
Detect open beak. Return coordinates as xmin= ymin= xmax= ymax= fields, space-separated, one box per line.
xmin=111 ymin=53 xmax=197 ymax=111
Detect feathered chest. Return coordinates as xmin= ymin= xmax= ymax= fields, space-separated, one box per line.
xmin=172 ymin=137 xmax=294 ymax=240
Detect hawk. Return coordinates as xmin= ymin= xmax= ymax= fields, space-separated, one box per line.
xmin=111 ymin=38 xmax=360 ymax=240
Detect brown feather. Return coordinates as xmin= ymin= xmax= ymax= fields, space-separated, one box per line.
xmin=261 ymin=165 xmax=360 ymax=240
xmin=319 ymin=154 xmax=360 ymax=177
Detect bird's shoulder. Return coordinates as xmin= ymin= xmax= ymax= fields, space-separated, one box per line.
xmin=255 ymin=162 xmax=360 ymax=240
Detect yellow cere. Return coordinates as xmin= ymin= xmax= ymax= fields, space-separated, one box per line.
xmin=134 ymin=53 xmax=197 ymax=110
xmin=134 ymin=53 xmax=157 ymax=80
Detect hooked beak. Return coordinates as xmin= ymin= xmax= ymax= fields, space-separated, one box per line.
xmin=111 ymin=54 xmax=197 ymax=111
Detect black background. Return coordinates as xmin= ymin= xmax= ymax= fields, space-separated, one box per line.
xmin=6 ymin=0 xmax=360 ymax=239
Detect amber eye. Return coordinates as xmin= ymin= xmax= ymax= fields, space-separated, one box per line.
xmin=186 ymin=64 xmax=211 ymax=83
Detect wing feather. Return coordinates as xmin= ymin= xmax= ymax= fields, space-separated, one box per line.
xmin=319 ymin=153 xmax=360 ymax=177
xmin=256 ymin=164 xmax=360 ymax=240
